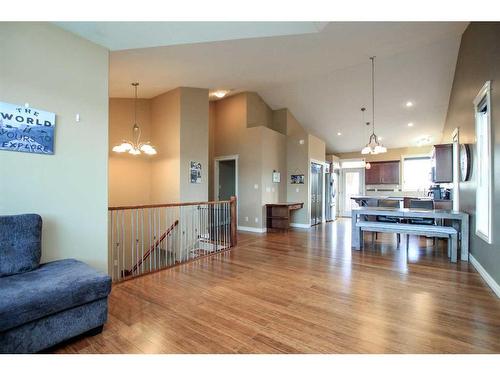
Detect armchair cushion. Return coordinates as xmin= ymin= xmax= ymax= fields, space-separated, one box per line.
xmin=0 ymin=214 xmax=42 ymax=277
xmin=0 ymin=259 xmax=111 ymax=332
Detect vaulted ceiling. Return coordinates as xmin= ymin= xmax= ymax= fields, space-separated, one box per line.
xmin=56 ymin=22 xmax=467 ymax=153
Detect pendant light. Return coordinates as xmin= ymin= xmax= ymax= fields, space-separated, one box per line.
xmin=112 ymin=82 xmax=157 ymax=156
xmin=360 ymin=107 xmax=372 ymax=169
xmin=361 ymin=56 xmax=387 ymax=155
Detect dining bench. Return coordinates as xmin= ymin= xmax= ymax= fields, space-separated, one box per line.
xmin=356 ymin=221 xmax=458 ymax=262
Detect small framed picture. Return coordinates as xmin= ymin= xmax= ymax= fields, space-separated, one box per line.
xmin=272 ymin=171 xmax=281 ymax=183
xmin=190 ymin=161 xmax=202 ymax=184
xmin=291 ymin=174 xmax=304 ymax=184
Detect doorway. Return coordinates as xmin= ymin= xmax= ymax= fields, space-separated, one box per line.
xmin=340 ymin=168 xmax=365 ymax=217
xmin=214 ymin=155 xmax=238 ymax=201
xmin=310 ymin=162 xmax=324 ymax=225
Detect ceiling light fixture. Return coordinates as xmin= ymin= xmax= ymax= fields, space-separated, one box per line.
xmin=406 ymin=101 xmax=414 ymax=107
xmin=361 ymin=57 xmax=387 ymax=155
xmin=337 ymin=132 xmax=342 ymax=136
xmin=112 ymin=83 xmax=157 ymax=156
xmin=407 ymin=122 xmax=414 ymax=127
xmin=416 ymin=136 xmax=432 ymax=147
xmin=211 ymin=90 xmax=230 ymax=99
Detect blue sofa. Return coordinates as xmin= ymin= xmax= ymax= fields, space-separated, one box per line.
xmin=0 ymin=214 xmax=111 ymax=353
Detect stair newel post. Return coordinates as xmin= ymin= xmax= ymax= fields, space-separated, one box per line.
xmin=230 ymin=196 xmax=237 ymax=247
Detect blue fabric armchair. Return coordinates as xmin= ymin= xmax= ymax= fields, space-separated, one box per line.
xmin=0 ymin=214 xmax=111 ymax=353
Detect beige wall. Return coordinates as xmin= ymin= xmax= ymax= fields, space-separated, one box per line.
xmin=213 ymin=93 xmax=263 ymax=228
xmin=211 ymin=95 xmax=326 ymax=229
xmin=247 ymin=92 xmax=274 ymax=130
xmin=110 ymin=87 xmax=209 ymax=205
xmin=308 ymin=134 xmax=326 ymax=163
xmin=109 ymin=98 xmax=152 ymax=206
xmin=151 ymin=88 xmax=181 ymax=203
xmin=336 ymin=146 xmax=433 ymax=190
xmin=179 ymin=87 xmax=209 ymax=202
xmin=261 ymin=127 xmax=287 ymax=206
xmin=0 ymin=23 xmax=109 ymax=272
xmin=441 ymin=23 xmax=500 ymax=285
xmin=208 ymin=102 xmax=216 ymax=200
xmin=285 ymin=110 xmax=310 ymax=225
xmin=336 ymin=146 xmax=433 ymax=162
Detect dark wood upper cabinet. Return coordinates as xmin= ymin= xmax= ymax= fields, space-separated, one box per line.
xmin=365 ymin=162 xmax=380 ymax=184
xmin=365 ymin=160 xmax=400 ymax=185
xmin=432 ymin=144 xmax=453 ymax=183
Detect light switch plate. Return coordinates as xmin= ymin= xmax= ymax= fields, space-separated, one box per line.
xmin=254 ymin=217 xmax=259 ymax=223
xmin=254 ymin=184 xmax=259 ymax=190
xmin=296 ymin=188 xmax=300 ymax=193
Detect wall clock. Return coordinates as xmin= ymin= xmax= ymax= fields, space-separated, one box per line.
xmin=460 ymin=144 xmax=471 ymax=182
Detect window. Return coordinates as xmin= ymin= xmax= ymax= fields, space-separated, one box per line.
xmin=340 ymin=159 xmax=366 ymax=169
xmin=474 ymin=81 xmax=492 ymax=244
xmin=402 ymin=156 xmax=432 ymax=191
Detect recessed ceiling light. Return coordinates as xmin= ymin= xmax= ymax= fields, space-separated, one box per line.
xmin=210 ymin=90 xmax=230 ymax=99
xmin=407 ymin=122 xmax=414 ymax=127
xmin=406 ymin=101 xmax=414 ymax=107
xmin=378 ymin=137 xmax=383 ymax=140
xmin=337 ymin=132 xmax=342 ymax=136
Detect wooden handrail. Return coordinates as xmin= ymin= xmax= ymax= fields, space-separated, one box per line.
xmin=129 ymin=219 xmax=179 ymax=274
xmin=109 ymin=199 xmax=232 ymax=211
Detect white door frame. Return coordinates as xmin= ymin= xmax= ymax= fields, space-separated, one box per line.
xmin=214 ymin=154 xmax=239 ymax=202
xmin=339 ymin=167 xmax=366 ymax=217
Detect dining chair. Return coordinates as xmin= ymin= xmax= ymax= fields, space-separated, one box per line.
xmin=361 ymin=198 xmax=378 ymax=244
xmin=407 ymin=199 xmax=436 ymax=248
xmin=376 ymin=199 xmax=401 ymax=243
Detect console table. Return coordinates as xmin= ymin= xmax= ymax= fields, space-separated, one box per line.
xmin=265 ymin=202 xmax=304 ymax=232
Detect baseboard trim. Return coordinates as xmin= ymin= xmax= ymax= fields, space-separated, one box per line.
xmin=237 ymin=226 xmax=267 ymax=233
xmin=290 ymin=223 xmax=311 ymax=229
xmin=470 ymin=254 xmax=500 ymax=298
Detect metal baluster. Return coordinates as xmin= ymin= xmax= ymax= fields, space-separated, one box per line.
xmin=215 ymin=204 xmax=218 ymax=252
xmin=121 ymin=211 xmax=125 ymax=280
xmin=149 ymin=208 xmax=152 ymax=273
xmin=141 ymin=208 xmax=144 ymax=275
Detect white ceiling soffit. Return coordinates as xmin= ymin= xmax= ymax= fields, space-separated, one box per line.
xmin=54 ymin=21 xmax=328 ymax=50
xmin=92 ymin=22 xmax=466 ymax=153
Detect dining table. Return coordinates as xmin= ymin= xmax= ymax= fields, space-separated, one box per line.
xmin=351 ymin=206 xmax=470 ymax=261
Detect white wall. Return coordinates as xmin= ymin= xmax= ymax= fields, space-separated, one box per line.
xmin=0 ymin=23 xmax=109 ymax=272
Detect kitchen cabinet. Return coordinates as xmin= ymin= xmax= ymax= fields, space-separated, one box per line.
xmin=432 ymin=144 xmax=453 ymax=183
xmin=365 ymin=161 xmax=400 ymax=185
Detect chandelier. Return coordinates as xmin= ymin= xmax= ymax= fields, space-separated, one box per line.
xmin=361 ymin=56 xmax=387 ymax=155
xmin=112 ymin=82 xmax=157 ymax=156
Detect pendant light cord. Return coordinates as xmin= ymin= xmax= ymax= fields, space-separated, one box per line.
xmin=132 ymin=82 xmax=141 ymax=145
xmin=134 ymin=83 xmax=138 ymax=126
xmin=371 ymin=56 xmax=375 ymax=137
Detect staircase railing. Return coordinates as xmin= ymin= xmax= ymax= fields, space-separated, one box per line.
xmin=108 ymin=196 xmax=237 ymax=282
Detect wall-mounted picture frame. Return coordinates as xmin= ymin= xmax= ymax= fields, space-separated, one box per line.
xmin=272 ymin=170 xmax=281 ymax=183
xmin=291 ymin=174 xmax=305 ymax=184
xmin=0 ymin=101 xmax=56 ymax=155
xmin=190 ymin=161 xmax=202 ymax=184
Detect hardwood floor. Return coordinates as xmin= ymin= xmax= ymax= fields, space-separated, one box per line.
xmin=54 ymin=219 xmax=500 ymax=353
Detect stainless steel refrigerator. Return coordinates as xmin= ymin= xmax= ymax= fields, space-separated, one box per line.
xmin=325 ymin=167 xmax=338 ymax=221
